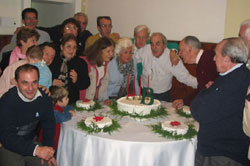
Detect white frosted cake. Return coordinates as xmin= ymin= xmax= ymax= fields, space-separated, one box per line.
xmin=161 ymin=120 xmax=188 ymax=135
xmin=182 ymin=106 xmax=191 ymax=115
xmin=85 ymin=116 xmax=112 ymax=128
xmin=76 ymin=99 xmax=95 ymax=109
xmin=117 ymin=96 xmax=161 ymax=116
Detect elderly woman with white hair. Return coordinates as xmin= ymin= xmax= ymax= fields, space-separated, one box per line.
xmin=104 ymin=38 xmax=140 ymax=104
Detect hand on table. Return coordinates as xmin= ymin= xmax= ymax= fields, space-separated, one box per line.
xmin=172 ymin=99 xmax=184 ymax=109
xmin=69 ymin=110 xmax=76 ymax=116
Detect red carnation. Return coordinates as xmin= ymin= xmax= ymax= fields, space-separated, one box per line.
xmin=170 ymin=121 xmax=181 ymax=126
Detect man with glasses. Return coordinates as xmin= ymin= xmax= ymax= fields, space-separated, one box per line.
xmin=85 ymin=16 xmax=120 ymax=49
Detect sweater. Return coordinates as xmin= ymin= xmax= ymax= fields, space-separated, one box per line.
xmin=50 ymin=55 xmax=90 ymax=104
xmin=80 ymin=56 xmax=109 ymax=101
xmin=0 ymin=87 xmax=56 ymax=156
xmin=191 ymin=65 xmax=250 ymax=165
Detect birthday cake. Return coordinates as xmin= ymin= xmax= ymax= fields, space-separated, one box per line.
xmin=76 ymin=99 xmax=95 ymax=109
xmin=161 ymin=120 xmax=188 ymax=135
xmin=116 ymin=96 xmax=161 ymax=116
xmin=85 ymin=116 xmax=112 ymax=128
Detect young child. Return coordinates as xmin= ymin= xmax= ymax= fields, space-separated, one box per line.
xmin=26 ymin=45 xmax=52 ymax=88
xmin=50 ymin=85 xmax=75 ymax=149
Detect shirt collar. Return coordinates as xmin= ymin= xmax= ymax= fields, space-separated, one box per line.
xmin=17 ymin=88 xmax=42 ymax=102
xmin=195 ymin=49 xmax=203 ymax=64
xmin=219 ymin=63 xmax=243 ymax=76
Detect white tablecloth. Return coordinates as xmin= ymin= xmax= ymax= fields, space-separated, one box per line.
xmin=56 ymin=102 xmax=198 ymax=166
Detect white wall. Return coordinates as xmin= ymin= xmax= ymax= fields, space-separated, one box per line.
xmin=86 ymin=0 xmax=227 ymax=43
xmin=32 ymin=0 xmax=82 ymax=27
xmin=0 ymin=0 xmax=31 ymax=34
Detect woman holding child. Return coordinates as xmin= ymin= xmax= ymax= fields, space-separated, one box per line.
xmin=51 ymin=34 xmax=90 ymax=104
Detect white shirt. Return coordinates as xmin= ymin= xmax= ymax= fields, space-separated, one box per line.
xmin=195 ymin=49 xmax=204 ymax=64
xmin=135 ymin=44 xmax=197 ymax=94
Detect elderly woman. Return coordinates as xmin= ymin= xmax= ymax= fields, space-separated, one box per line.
xmin=80 ymin=37 xmax=115 ymax=103
xmin=50 ymin=34 xmax=90 ymax=104
xmin=104 ymin=38 xmax=140 ymax=102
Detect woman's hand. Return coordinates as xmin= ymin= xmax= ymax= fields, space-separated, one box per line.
xmin=70 ymin=69 xmax=78 ymax=83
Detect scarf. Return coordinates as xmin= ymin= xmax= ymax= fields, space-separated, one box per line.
xmin=9 ymin=47 xmax=26 ymax=65
xmin=58 ymin=55 xmax=69 ymax=89
xmin=116 ymin=57 xmax=134 ymax=98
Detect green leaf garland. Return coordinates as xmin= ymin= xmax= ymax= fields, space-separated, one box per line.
xmin=109 ymin=101 xmax=168 ymax=120
xmin=149 ymin=123 xmax=197 ymax=140
xmin=176 ymin=108 xmax=193 ymax=118
xmin=77 ymin=119 xmax=121 ymax=134
xmin=72 ymin=101 xmax=102 ymax=112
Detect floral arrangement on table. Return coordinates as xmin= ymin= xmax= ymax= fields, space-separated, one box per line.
xmin=77 ymin=115 xmax=121 ymax=134
xmin=73 ymin=99 xmax=102 ymax=112
xmin=109 ymin=101 xmax=167 ymax=120
xmin=149 ymin=120 xmax=197 ymax=140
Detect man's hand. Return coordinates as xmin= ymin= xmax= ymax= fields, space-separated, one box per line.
xmin=205 ymin=81 xmax=214 ymax=88
xmin=53 ymin=79 xmax=64 ymax=87
xmin=48 ymin=157 xmax=57 ymax=166
xmin=172 ymin=99 xmax=184 ymax=109
xmin=35 ymin=146 xmax=54 ymax=161
xmin=41 ymin=157 xmax=57 ymax=166
xmin=170 ymin=49 xmax=179 ymax=66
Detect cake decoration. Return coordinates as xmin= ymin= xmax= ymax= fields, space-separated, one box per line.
xmin=74 ymin=99 xmax=102 ymax=112
xmin=176 ymin=106 xmax=193 ymax=118
xmin=150 ymin=120 xmax=197 ymax=140
xmin=109 ymin=99 xmax=167 ymax=120
xmin=77 ymin=115 xmax=121 ymax=134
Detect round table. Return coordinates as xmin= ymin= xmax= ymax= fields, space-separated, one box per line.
xmin=56 ymin=102 xmax=198 ymax=166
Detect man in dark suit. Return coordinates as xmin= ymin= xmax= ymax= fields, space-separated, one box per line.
xmin=191 ymin=37 xmax=250 ymax=166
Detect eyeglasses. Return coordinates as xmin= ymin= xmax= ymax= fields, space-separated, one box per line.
xmin=65 ymin=25 xmax=78 ymax=30
xmin=100 ymin=24 xmax=112 ymax=28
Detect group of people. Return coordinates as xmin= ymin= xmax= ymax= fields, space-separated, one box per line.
xmin=0 ymin=6 xmax=250 ymax=166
